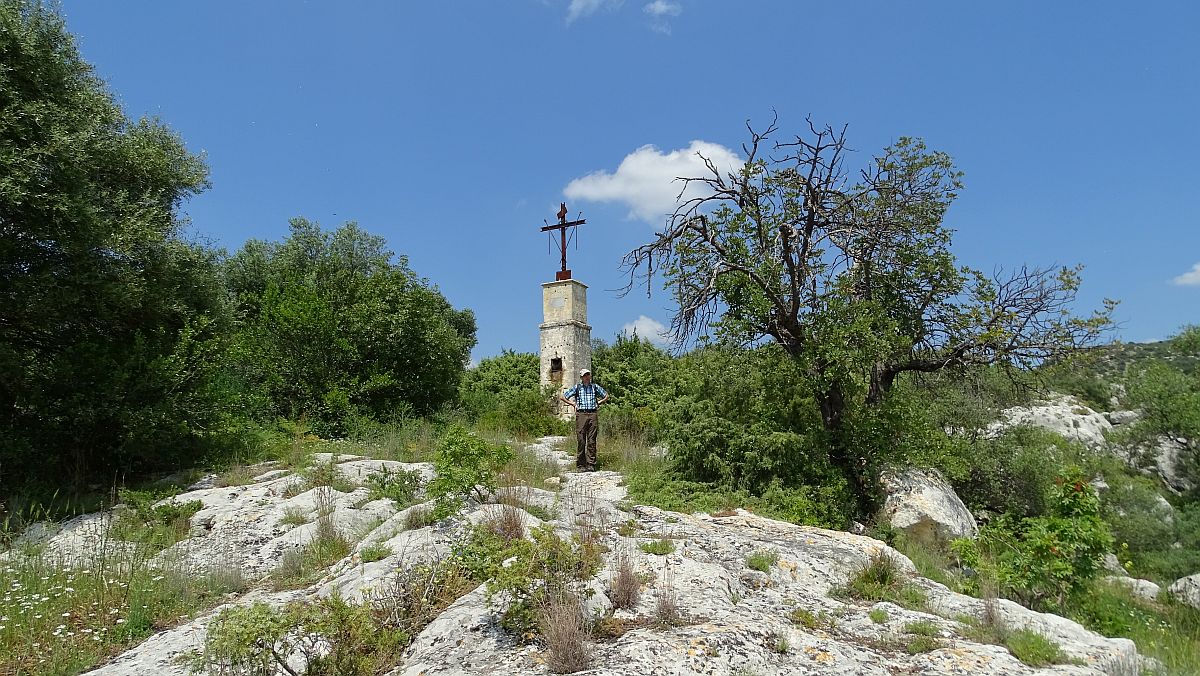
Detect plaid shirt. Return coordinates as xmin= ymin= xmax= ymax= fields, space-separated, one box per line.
xmin=563 ymin=382 xmax=607 ymax=411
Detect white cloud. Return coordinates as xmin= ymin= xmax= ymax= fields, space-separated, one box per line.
xmin=643 ymin=0 xmax=681 ymax=33
xmin=621 ymin=315 xmax=671 ymax=345
xmin=563 ymin=140 xmax=742 ymax=224
xmin=643 ymin=0 xmax=681 ymax=17
xmin=567 ymin=0 xmax=619 ymax=23
xmin=1172 ymin=262 xmax=1200 ymax=286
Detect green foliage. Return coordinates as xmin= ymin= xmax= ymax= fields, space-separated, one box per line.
xmin=226 ymin=219 xmax=476 ymax=435
xmin=359 ymin=543 xmax=392 ymax=563
xmin=459 ymin=351 xmax=567 ymax=437
xmin=621 ymin=455 xmax=848 ymax=529
xmin=457 ymin=525 xmax=600 ymax=638
xmin=868 ymin=608 xmax=889 ymax=624
xmin=365 ymin=466 xmax=423 ymax=505
xmin=953 ymin=467 xmax=1113 ymax=611
xmin=428 ymin=425 xmax=513 ymax=518
xmin=904 ymin=635 xmax=940 ymax=654
xmin=0 ymin=546 xmax=244 ymax=674
xmin=626 ymin=122 xmax=1113 ymax=517
xmin=0 ymin=0 xmax=244 ymax=498
xmin=745 ymin=549 xmax=778 ymax=573
xmin=903 ymin=619 xmax=939 ymax=636
xmin=639 ymin=538 xmax=675 ymax=556
xmin=200 ymin=595 xmax=409 ymax=676
xmin=954 ymin=426 xmax=1082 ymax=518
xmin=1123 ymin=333 xmax=1200 ymax=444
xmin=1065 ymin=580 xmax=1200 ymax=675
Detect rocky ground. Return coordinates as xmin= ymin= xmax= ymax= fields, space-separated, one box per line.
xmin=13 ymin=436 xmax=1149 ymax=675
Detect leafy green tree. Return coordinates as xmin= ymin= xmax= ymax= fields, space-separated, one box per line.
xmin=0 ymin=0 xmax=230 ymax=492
xmin=624 ymin=119 xmax=1114 ymax=516
xmin=458 ymin=351 xmax=563 ymax=436
xmin=225 ymin=219 xmax=476 ymax=432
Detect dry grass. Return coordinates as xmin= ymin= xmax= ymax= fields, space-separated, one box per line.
xmin=404 ymin=505 xmax=434 ymax=530
xmin=609 ymin=553 xmax=641 ymax=610
xmin=654 ymin=568 xmax=684 ymax=627
xmin=486 ymin=504 xmax=527 ymax=543
xmin=539 ymin=591 xmax=593 ymax=674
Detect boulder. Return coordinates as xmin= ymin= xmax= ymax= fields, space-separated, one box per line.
xmin=880 ymin=468 xmax=978 ymax=546
xmin=1122 ymin=436 xmax=1195 ymax=494
xmin=1104 ymin=576 xmax=1161 ymax=602
xmin=1104 ymin=410 xmax=1141 ymax=426
xmin=1169 ymin=573 xmax=1200 ymax=610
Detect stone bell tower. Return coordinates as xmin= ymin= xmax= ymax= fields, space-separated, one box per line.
xmin=538 ymin=203 xmax=592 ymax=415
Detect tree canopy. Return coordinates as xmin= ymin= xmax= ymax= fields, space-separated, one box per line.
xmin=225 ymin=219 xmax=477 ymax=433
xmin=624 ymin=118 xmax=1115 ymax=515
xmin=1 ymin=0 xmax=226 ymax=489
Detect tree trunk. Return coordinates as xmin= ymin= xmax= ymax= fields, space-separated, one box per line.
xmin=816 ymin=382 xmax=877 ymax=519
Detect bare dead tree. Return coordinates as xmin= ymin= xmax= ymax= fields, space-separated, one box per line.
xmin=621 ymin=118 xmax=1115 ymax=515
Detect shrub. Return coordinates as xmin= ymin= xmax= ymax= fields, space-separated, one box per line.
xmin=539 ymin=592 xmax=593 ymax=674
xmin=110 ymin=489 xmax=203 ymax=551
xmin=404 ymin=505 xmax=434 ymax=530
xmin=429 ymin=425 xmax=513 ymax=519
xmin=360 ymin=543 xmax=392 ymax=563
xmin=905 ymin=635 xmax=940 ymax=654
xmin=1004 ymin=628 xmax=1068 ymax=667
xmin=485 ymin=504 xmax=527 ymax=543
xmin=953 ymin=467 xmax=1112 ymax=611
xmin=459 ymin=525 xmax=600 ymax=638
xmin=609 ymin=555 xmax=641 ymax=610
xmin=639 ymin=538 xmax=675 ymax=556
xmin=746 ymin=549 xmax=778 ymax=573
xmin=365 ymin=466 xmax=423 ymax=505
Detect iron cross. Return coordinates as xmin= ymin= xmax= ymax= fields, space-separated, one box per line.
xmin=540 ymin=202 xmax=586 ymax=280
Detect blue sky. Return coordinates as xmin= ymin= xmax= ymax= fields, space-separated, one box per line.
xmin=61 ymin=1 xmax=1199 ymax=359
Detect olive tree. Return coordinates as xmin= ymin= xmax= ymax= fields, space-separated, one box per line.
xmin=623 ymin=118 xmax=1114 ymax=515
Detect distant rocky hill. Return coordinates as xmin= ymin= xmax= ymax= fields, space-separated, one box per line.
xmin=1076 ymin=338 xmax=1198 ymax=380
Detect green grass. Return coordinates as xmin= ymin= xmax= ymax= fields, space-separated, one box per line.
xmin=832 ymin=550 xmax=927 ymax=611
xmin=905 ymin=635 xmax=940 ymax=654
xmin=903 ymin=619 xmax=940 ymax=636
xmin=746 ymin=548 xmax=779 ymax=573
xmin=868 ymin=608 xmax=888 ymax=624
xmin=1004 ymin=628 xmax=1068 ymax=667
xmin=619 ymin=457 xmax=845 ymax=529
xmin=639 ymin=538 xmax=675 ymax=556
xmin=359 ymin=543 xmax=393 ymax=563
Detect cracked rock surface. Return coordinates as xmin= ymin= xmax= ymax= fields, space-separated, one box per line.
xmin=9 ymin=437 xmax=1143 ymax=675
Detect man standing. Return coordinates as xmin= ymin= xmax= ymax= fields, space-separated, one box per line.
xmin=560 ymin=368 xmax=609 ymax=471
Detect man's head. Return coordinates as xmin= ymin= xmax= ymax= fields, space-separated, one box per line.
xmin=580 ymin=368 xmax=591 ymax=382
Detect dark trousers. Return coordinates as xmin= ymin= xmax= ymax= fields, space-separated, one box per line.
xmin=575 ymin=411 xmax=598 ymax=469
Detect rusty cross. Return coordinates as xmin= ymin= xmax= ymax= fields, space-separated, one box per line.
xmin=540 ymin=202 xmax=585 ymax=280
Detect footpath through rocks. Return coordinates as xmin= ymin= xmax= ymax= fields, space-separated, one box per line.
xmin=15 ymin=436 xmax=1145 ymax=675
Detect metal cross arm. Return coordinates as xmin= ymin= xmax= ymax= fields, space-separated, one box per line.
xmin=540 ymin=202 xmax=586 ymax=280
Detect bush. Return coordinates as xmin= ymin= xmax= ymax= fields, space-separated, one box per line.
xmin=953 ymin=467 xmax=1112 ymax=611
xmin=953 ymin=426 xmax=1080 ymax=518
xmin=428 ymin=425 xmax=513 ymax=519
xmin=746 ymin=549 xmax=778 ymax=573
xmin=365 ymin=466 xmax=423 ymax=505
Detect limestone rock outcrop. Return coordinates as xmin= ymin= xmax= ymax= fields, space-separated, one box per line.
xmin=9 ymin=438 xmax=1142 ymax=676
xmin=991 ymin=395 xmax=1112 ymax=448
xmin=880 ymin=467 xmax=978 ymax=546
